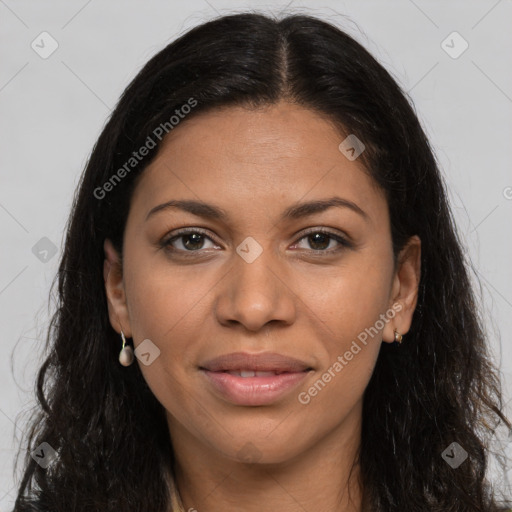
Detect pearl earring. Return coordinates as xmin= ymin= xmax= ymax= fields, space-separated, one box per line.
xmin=119 ymin=330 xmax=134 ymax=366
xmin=394 ymin=329 xmax=403 ymax=344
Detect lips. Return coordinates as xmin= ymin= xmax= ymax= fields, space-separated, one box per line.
xmin=199 ymin=352 xmax=313 ymax=406
xmin=199 ymin=351 xmax=313 ymax=373
xmin=225 ymin=370 xmax=287 ymax=377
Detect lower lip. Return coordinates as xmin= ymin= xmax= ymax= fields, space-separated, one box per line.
xmin=200 ymin=370 xmax=311 ymax=406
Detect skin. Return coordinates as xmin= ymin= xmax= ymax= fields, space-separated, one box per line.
xmin=103 ymin=101 xmax=421 ymax=512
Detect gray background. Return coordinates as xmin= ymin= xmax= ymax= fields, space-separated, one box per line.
xmin=1 ymin=0 xmax=511 ymax=508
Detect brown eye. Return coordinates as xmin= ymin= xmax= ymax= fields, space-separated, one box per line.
xmin=305 ymin=232 xmax=331 ymax=251
xmin=161 ymin=229 xmax=219 ymax=253
xmin=293 ymin=229 xmax=351 ymax=253
xmin=176 ymin=232 xmax=207 ymax=251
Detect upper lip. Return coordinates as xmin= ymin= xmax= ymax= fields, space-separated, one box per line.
xmin=200 ymin=352 xmax=313 ymax=373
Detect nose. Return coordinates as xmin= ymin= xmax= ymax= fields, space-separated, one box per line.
xmin=214 ymin=242 xmax=296 ymax=332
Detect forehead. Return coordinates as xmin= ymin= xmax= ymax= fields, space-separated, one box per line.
xmin=130 ymin=102 xmax=387 ymax=225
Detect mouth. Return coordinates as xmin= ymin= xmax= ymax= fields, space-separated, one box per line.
xmin=198 ymin=352 xmax=314 ymax=406
xmin=199 ymin=351 xmax=313 ymax=373
xmin=209 ymin=369 xmax=311 ymax=377
xmin=200 ymin=369 xmax=312 ymax=406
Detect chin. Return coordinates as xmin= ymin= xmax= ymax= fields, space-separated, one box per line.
xmin=214 ymin=432 xmax=308 ymax=466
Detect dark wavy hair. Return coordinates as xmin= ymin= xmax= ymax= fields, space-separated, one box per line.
xmin=12 ymin=11 xmax=511 ymax=512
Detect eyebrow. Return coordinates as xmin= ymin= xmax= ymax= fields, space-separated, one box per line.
xmin=145 ymin=196 xmax=370 ymax=223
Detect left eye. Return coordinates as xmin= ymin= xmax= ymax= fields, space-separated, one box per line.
xmin=292 ymin=231 xmax=349 ymax=252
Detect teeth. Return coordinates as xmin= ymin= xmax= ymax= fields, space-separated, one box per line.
xmin=227 ymin=370 xmax=282 ymax=377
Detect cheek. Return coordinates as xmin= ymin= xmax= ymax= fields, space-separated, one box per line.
xmin=122 ymin=264 xmax=203 ymax=422
xmin=122 ymin=252 xmax=216 ymax=406
xmin=299 ymin=252 xmax=393 ymax=340
xmin=295 ymin=346 xmax=377 ymax=443
xmin=124 ymin=247 xmax=215 ymax=346
xmin=294 ymin=250 xmax=392 ymax=404
xmin=295 ymin=266 xmax=389 ymax=421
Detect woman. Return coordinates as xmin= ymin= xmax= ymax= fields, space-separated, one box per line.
xmin=12 ymin=12 xmax=511 ymax=512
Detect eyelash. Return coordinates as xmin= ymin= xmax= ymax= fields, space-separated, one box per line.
xmin=159 ymin=227 xmax=352 ymax=257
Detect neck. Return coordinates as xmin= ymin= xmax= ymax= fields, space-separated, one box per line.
xmin=166 ymin=400 xmax=364 ymax=512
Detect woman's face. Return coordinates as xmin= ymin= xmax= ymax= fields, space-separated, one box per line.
xmin=104 ymin=101 xmax=420 ymax=465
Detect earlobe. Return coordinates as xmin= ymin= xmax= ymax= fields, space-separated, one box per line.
xmin=383 ymin=235 xmax=421 ymax=343
xmin=103 ymin=238 xmax=132 ymax=337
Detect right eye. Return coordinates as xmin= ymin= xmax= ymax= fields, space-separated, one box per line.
xmin=160 ymin=228 xmax=221 ymax=254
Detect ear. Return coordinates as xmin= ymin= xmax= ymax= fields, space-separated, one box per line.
xmin=382 ymin=235 xmax=421 ymax=343
xmin=103 ymin=238 xmax=132 ymax=338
